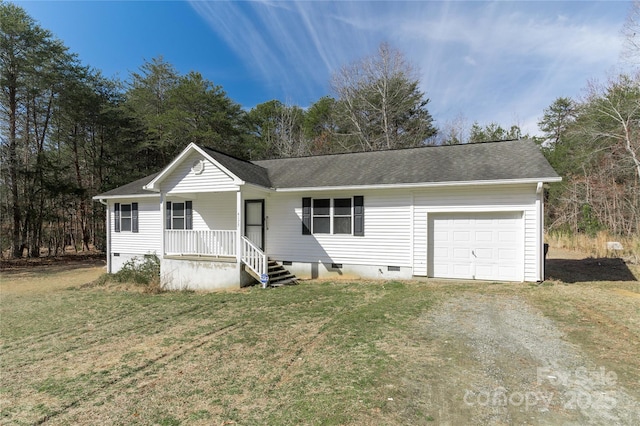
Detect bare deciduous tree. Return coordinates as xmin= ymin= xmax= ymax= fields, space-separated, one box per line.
xmin=581 ymin=72 xmax=640 ymax=182
xmin=331 ymin=42 xmax=436 ymax=151
xmin=543 ymin=72 xmax=640 ymax=236
xmin=622 ymin=0 xmax=640 ymax=64
xmin=434 ymin=113 xmax=469 ymax=145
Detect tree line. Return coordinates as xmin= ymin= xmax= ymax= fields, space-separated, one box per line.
xmin=539 ymin=73 xmax=639 ymax=237
xmin=1 ymin=2 xmax=638 ymax=258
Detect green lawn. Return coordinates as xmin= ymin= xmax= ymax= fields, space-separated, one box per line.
xmin=0 ymin=279 xmax=436 ymax=425
xmin=2 ymin=264 xmax=639 ymax=425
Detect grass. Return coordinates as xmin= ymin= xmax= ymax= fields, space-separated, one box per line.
xmin=546 ymin=230 xmax=640 ymax=262
xmin=1 ymin=259 xmax=638 ymax=425
xmin=0 ymin=274 xmax=439 ymax=425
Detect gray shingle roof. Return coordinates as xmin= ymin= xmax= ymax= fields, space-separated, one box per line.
xmin=95 ymin=140 xmax=559 ymax=198
xmin=96 ymin=173 xmax=159 ymax=197
xmin=254 ymin=139 xmax=560 ymax=188
xmin=201 ymin=147 xmax=271 ymax=188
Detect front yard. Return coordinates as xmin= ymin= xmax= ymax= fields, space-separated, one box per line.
xmin=1 ymin=257 xmax=639 ymax=425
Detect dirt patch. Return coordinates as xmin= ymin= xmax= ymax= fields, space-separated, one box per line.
xmin=394 ymin=293 xmax=640 ymax=425
xmin=611 ymin=288 xmax=640 ymax=299
xmin=0 ymin=253 xmax=105 ymax=274
xmin=0 ymin=265 xmax=105 ymax=295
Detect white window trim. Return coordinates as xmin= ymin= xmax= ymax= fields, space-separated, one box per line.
xmin=171 ymin=201 xmax=186 ymax=230
xmin=120 ymin=203 xmax=132 ymax=232
xmin=311 ymin=197 xmax=354 ymax=235
xmin=332 ymin=198 xmax=353 ymax=235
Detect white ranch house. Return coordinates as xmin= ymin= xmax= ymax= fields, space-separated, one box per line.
xmin=93 ymin=140 xmax=561 ymax=290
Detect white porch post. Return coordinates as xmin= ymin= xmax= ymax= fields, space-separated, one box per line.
xmin=160 ymin=192 xmax=165 ymax=257
xmin=236 ymin=190 xmax=242 ymax=268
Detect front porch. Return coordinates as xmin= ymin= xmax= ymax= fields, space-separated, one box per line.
xmin=162 ymin=228 xmax=269 ymax=289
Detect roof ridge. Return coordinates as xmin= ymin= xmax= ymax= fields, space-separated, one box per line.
xmin=254 ymin=139 xmax=527 ymax=162
xmin=201 ymin=146 xmax=265 ymax=168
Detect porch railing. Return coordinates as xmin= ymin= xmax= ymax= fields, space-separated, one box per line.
xmin=241 ymin=236 xmax=268 ymax=285
xmin=165 ymin=230 xmax=237 ymax=257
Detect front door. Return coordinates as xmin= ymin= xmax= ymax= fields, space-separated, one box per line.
xmin=245 ymin=200 xmax=265 ymax=250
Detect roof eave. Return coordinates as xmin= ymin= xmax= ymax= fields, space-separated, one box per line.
xmin=92 ymin=193 xmax=161 ymax=201
xmin=273 ymin=177 xmax=562 ymax=192
xmin=241 ymin=182 xmax=274 ymax=192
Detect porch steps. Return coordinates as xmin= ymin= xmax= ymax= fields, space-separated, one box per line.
xmin=267 ymin=259 xmax=298 ymax=287
xmin=243 ymin=258 xmax=299 ymax=287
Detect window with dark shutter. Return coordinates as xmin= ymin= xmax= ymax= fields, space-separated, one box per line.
xmin=313 ymin=199 xmax=330 ymax=234
xmin=165 ymin=200 xmax=193 ymax=230
xmin=172 ymin=202 xmax=185 ymax=229
xmin=185 ymin=201 xmax=193 ymax=230
xmin=166 ymin=201 xmax=172 ymax=230
xmin=114 ymin=203 xmax=120 ymax=232
xmin=302 ymin=198 xmax=311 ymax=235
xmin=354 ymin=196 xmax=364 ymax=236
xmin=132 ymin=203 xmax=139 ymax=233
xmin=334 ymin=198 xmax=352 ymax=234
xmin=120 ymin=204 xmax=132 ymax=232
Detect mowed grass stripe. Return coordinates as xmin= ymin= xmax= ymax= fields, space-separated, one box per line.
xmin=1 ymin=304 xmax=213 ymax=371
xmin=1 ymin=280 xmax=436 ymax=425
xmin=32 ymin=321 xmax=246 ymax=426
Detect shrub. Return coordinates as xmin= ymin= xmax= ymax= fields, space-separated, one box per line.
xmin=113 ymin=254 xmax=161 ymax=286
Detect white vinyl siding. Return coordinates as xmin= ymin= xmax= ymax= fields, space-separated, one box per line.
xmin=412 ymin=184 xmax=539 ymax=281
xmin=524 ymin=208 xmax=538 ymax=280
xmin=110 ymin=199 xmax=161 ymax=256
xmin=266 ymin=190 xmax=412 ymax=267
xmin=106 ymin=180 xmax=542 ymax=281
xmin=162 ymin=151 xmax=238 ymax=194
xmin=188 ymin=192 xmax=237 ymax=231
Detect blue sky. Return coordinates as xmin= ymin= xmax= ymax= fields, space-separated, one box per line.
xmin=17 ymin=1 xmax=633 ymax=135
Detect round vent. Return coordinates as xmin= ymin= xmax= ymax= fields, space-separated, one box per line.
xmin=192 ymin=159 xmax=205 ymax=175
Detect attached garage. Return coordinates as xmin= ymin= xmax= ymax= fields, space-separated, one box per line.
xmin=428 ymin=212 xmax=524 ymax=281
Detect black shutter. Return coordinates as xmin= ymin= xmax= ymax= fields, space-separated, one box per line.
xmin=132 ymin=202 xmax=139 ymax=233
xmin=114 ymin=203 xmax=120 ymax=233
xmin=185 ymin=201 xmax=193 ymax=230
xmin=302 ymin=197 xmax=311 ymax=235
xmin=165 ymin=201 xmax=172 ymax=230
xmin=354 ymin=196 xmax=364 ymax=236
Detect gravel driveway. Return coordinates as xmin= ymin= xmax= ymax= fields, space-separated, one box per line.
xmin=400 ymin=294 xmax=640 ymax=425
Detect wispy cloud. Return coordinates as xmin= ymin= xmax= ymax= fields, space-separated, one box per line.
xmin=189 ymin=0 xmax=629 ymax=135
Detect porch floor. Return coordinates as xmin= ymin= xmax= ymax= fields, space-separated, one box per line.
xmin=163 ymin=254 xmax=236 ymax=263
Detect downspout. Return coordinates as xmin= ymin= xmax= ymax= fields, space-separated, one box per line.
xmin=536 ymin=182 xmax=544 ymax=282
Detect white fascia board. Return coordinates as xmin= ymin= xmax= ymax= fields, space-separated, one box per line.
xmin=241 ymin=182 xmax=274 ymax=193
xmin=272 ymin=177 xmax=562 ymax=193
xmin=143 ymin=142 xmax=198 ymax=191
xmin=143 ymin=143 xmax=244 ymax=191
xmin=92 ymin=193 xmax=160 ymax=201
xmin=166 ymin=186 xmax=239 ymax=195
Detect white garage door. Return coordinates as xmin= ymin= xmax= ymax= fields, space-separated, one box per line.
xmin=428 ymin=212 xmax=523 ymax=281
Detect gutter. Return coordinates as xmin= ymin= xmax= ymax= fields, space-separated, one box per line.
xmin=273 ymin=177 xmax=563 ymax=193
xmin=92 ymin=193 xmax=160 ymax=201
